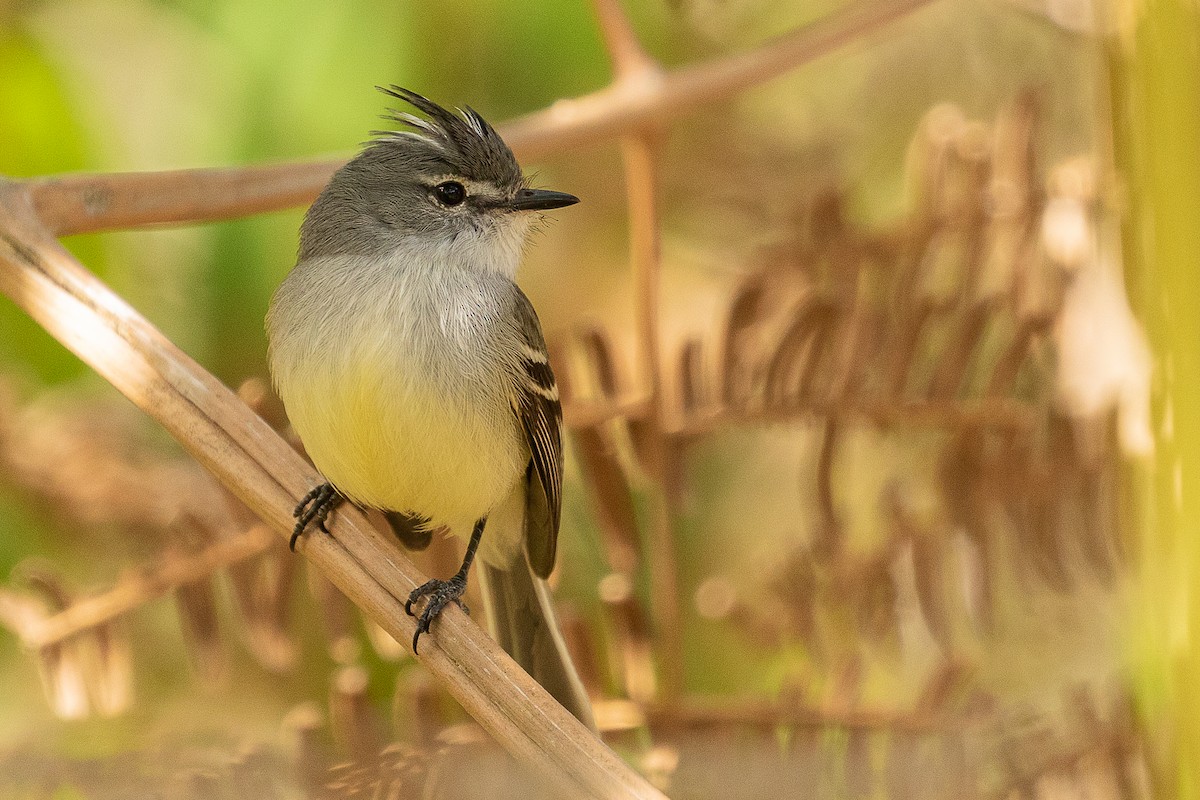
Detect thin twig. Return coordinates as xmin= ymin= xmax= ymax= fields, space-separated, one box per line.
xmin=15 ymin=526 xmax=274 ymax=650
xmin=663 ymin=396 xmax=1036 ymax=436
xmin=591 ymin=0 xmax=659 ymax=80
xmin=621 ymin=131 xmax=686 ymax=701
xmin=31 ymin=160 xmax=338 ymax=236
xmin=506 ymin=0 xmax=938 ymax=160
xmin=564 ymin=393 xmax=651 ymax=428
xmin=0 ymin=182 xmax=666 ymax=800
xmin=595 ymin=695 xmax=965 ymax=734
xmin=27 ymin=0 xmax=938 ymax=236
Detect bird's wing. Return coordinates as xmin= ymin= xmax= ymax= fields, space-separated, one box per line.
xmin=508 ymin=287 xmax=562 ymax=579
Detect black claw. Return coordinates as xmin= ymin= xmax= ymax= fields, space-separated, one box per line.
xmin=405 ymin=574 xmax=468 ymax=653
xmin=290 ymin=483 xmax=343 ymax=551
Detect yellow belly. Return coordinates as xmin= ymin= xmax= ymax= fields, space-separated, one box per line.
xmin=267 ymin=250 xmax=529 ymax=538
xmin=281 ymin=353 xmax=526 ymax=535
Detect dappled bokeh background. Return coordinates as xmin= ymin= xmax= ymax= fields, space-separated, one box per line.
xmin=0 ymin=0 xmax=1195 ymax=797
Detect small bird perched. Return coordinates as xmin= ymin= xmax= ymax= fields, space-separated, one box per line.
xmin=266 ymin=87 xmax=593 ymax=728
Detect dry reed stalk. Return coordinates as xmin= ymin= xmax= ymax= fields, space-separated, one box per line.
xmin=9 ymin=564 xmax=134 ymax=717
xmin=284 ymin=702 xmax=330 ymax=794
xmin=620 ymin=132 xmax=686 ymax=701
xmin=174 ymin=573 xmax=224 ymax=682
xmin=587 ymin=0 xmax=689 ymax=704
xmin=330 ymin=665 xmax=385 ymax=761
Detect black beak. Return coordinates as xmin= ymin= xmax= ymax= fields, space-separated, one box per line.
xmin=508 ymin=188 xmax=579 ymax=212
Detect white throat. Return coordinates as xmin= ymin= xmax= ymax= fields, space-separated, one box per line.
xmin=418 ymin=212 xmax=532 ymax=280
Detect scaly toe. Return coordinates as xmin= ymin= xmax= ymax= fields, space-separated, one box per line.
xmin=405 ymin=577 xmax=467 ymax=653
xmin=290 ymin=483 xmax=342 ymax=551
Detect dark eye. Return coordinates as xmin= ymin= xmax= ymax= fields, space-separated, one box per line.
xmin=433 ymin=181 xmax=466 ymax=206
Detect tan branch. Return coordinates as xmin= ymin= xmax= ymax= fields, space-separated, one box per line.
xmin=506 ymin=0 xmax=938 ymax=160
xmin=27 ymin=0 xmax=937 ymax=236
xmin=31 ymin=160 xmax=339 ymax=236
xmin=0 ymin=182 xmax=665 ymax=800
xmin=590 ymin=0 xmax=660 ymax=80
xmin=564 ymin=393 xmax=651 ymax=428
xmin=648 ymin=696 xmax=956 ymax=733
xmin=659 ymin=396 xmax=1038 ymax=436
xmin=620 ymin=132 xmax=686 ymax=700
xmin=14 ymin=526 xmax=274 ymax=650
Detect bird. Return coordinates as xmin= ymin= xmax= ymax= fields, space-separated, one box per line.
xmin=266 ymin=86 xmax=594 ymax=728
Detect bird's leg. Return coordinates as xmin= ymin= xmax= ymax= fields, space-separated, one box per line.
xmin=291 ymin=482 xmax=344 ymax=550
xmin=405 ymin=516 xmax=485 ymax=653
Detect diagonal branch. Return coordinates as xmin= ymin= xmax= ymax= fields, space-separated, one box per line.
xmin=12 ymin=526 xmax=274 ymax=650
xmin=28 ymin=0 xmax=938 ymax=236
xmin=0 ymin=180 xmax=666 ymax=800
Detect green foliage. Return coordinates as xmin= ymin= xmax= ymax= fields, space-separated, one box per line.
xmin=0 ymin=27 xmax=107 ymax=385
xmin=1111 ymin=0 xmax=1200 ymax=796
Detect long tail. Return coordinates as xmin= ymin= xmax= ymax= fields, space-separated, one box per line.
xmin=478 ymin=558 xmax=596 ymax=731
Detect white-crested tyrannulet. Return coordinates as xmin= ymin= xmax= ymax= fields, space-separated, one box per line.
xmin=266 ymin=87 xmax=593 ymax=727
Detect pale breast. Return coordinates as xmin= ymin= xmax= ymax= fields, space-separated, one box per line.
xmin=267 ymin=253 xmax=527 ymax=533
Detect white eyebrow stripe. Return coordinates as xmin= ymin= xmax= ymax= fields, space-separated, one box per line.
xmin=427 ymin=176 xmax=508 ymax=202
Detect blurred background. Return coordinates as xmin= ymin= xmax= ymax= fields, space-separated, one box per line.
xmin=0 ymin=0 xmax=1196 ymax=797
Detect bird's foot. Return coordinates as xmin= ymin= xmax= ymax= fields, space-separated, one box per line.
xmin=291 ymin=482 xmax=343 ymax=551
xmin=405 ymin=573 xmax=469 ymax=653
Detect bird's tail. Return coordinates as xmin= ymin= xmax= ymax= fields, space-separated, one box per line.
xmin=478 ymin=558 xmax=596 ymax=731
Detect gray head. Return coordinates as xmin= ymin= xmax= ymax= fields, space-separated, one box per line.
xmin=298 ymin=86 xmax=577 ymax=275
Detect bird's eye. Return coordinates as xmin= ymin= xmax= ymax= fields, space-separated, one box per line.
xmin=433 ymin=181 xmax=466 ymax=206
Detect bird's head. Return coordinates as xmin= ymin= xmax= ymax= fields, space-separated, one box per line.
xmin=298 ymin=86 xmax=578 ymax=277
